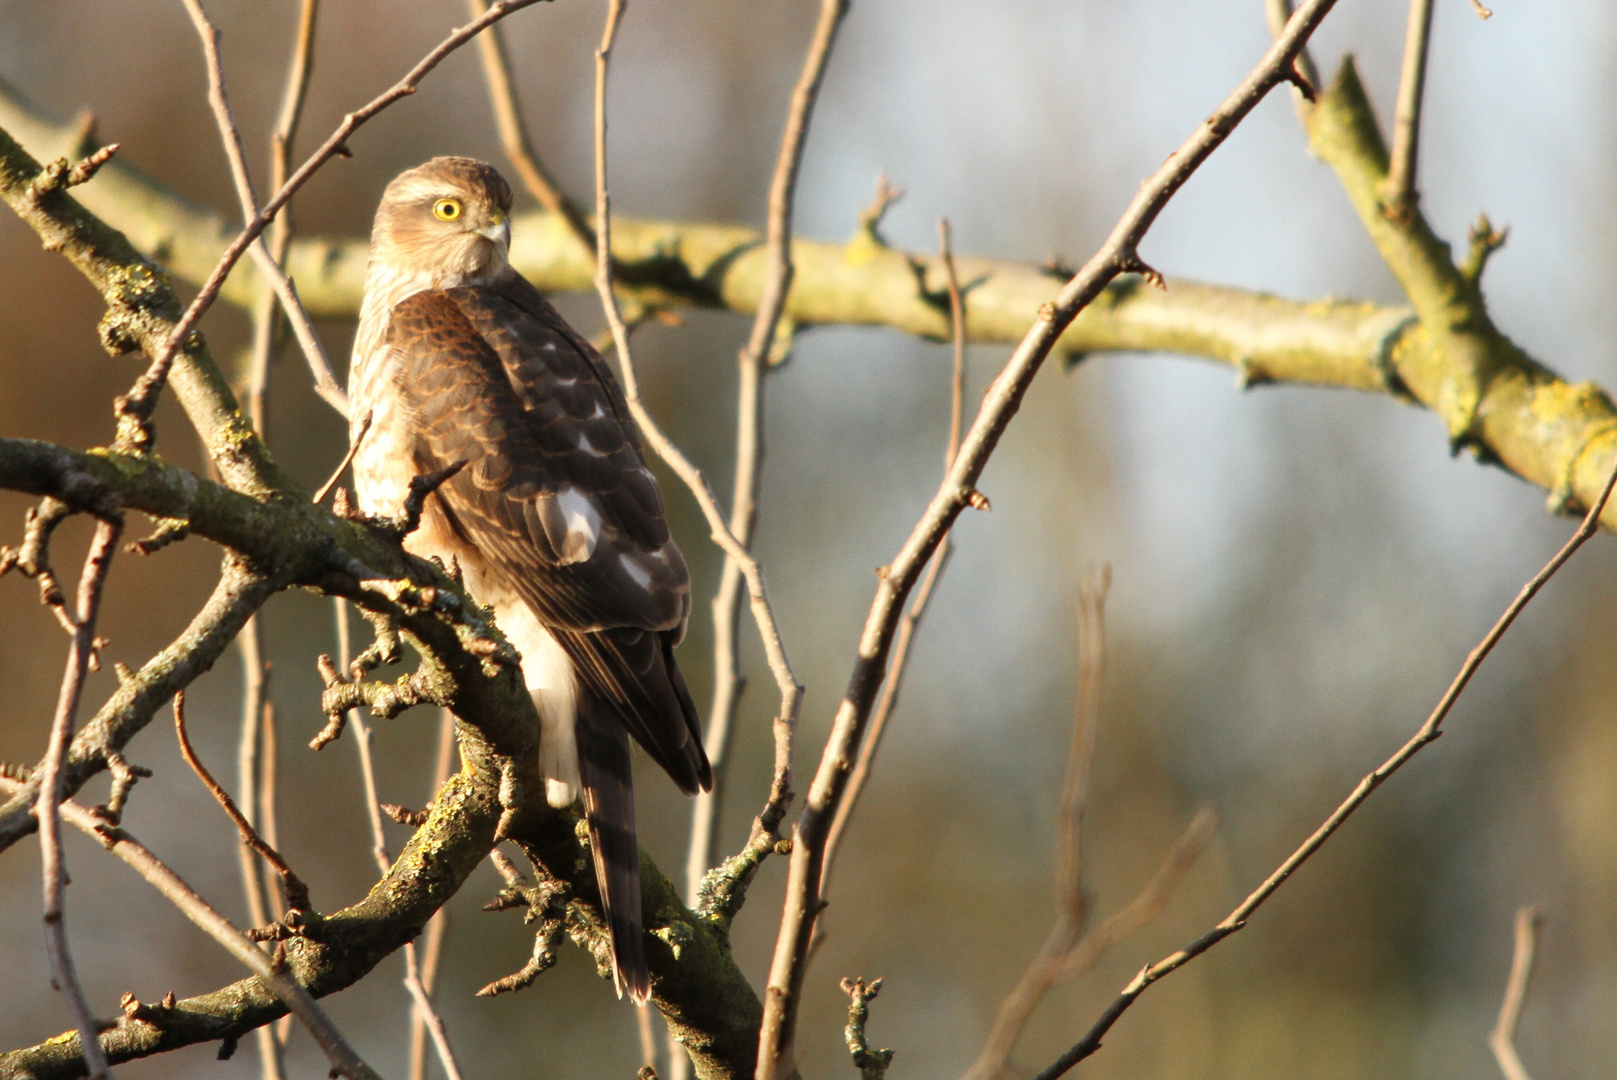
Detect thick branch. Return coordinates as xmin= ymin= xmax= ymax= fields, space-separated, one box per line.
xmin=1303 ymin=57 xmax=1617 ymax=525
xmin=9 ymin=78 xmax=1613 ymax=536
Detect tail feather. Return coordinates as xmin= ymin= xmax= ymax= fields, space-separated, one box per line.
xmin=576 ymin=688 xmax=650 ymax=1003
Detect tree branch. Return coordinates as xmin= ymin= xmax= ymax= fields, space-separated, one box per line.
xmin=756 ymin=2 xmax=1346 ymax=1075
xmin=4 ymin=778 xmax=384 ymax=1080
xmin=1383 ymin=0 xmax=1433 ymax=221
xmin=244 ymin=0 xmax=319 ymax=438
xmin=179 ymin=0 xmax=347 ymax=418
xmin=683 ymin=1 xmax=850 ymax=1008
xmin=36 ymin=518 xmax=121 ymax=1080
xmin=465 ymin=0 xmax=596 ymax=257
xmin=591 ymin=0 xmax=804 ymax=841
xmin=817 ymin=215 xmax=968 ymax=915
xmin=1489 ymin=906 xmax=1543 ymax=1080
xmin=1030 ymin=455 xmax=1617 ymax=1080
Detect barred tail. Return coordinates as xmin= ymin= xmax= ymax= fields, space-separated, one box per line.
xmin=576 ymin=689 xmax=650 ymax=1003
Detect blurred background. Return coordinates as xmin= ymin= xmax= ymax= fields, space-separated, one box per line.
xmin=1 ymin=1 xmax=1614 ymax=1078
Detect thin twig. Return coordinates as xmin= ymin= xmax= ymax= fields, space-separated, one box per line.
xmin=116 ymin=0 xmax=547 ymax=446
xmin=36 ymin=518 xmax=120 ymax=1080
xmin=407 ymin=709 xmax=458 ymax=1080
xmin=839 ymin=978 xmax=893 ymax=1080
xmin=755 ymin=3 xmax=1347 ymax=1075
xmin=679 ymin=2 xmax=851 ymax=1032
xmin=313 ymin=410 xmax=373 ymax=506
xmin=236 ymin=621 xmax=274 ymax=928
xmin=235 ymin=614 xmax=286 ymax=1080
xmin=591 ymin=0 xmax=803 ymax=842
xmin=1031 ymin=454 xmax=1617 ymax=1080
xmin=818 ymin=215 xmax=968 ymax=910
xmin=336 ymin=599 xmax=465 ymax=1080
xmin=1383 ymin=0 xmax=1434 ymax=220
xmin=962 ymin=571 xmax=1213 ymax=1080
xmin=1262 ymin=0 xmax=1320 ymax=98
xmin=5 ymin=777 xmax=383 ymax=1080
xmin=465 ymin=0 xmax=596 ymax=257
xmin=245 ymin=0 xmax=319 ymax=436
xmin=174 ymin=690 xmax=311 ymax=912
xmin=1489 ymin=906 xmax=1543 ymax=1080
xmin=178 ymin=0 xmax=346 ymax=419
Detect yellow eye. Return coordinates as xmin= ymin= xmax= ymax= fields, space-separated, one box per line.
xmin=432 ymin=198 xmax=463 ymax=222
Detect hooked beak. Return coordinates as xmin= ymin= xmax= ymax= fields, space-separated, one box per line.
xmin=480 ymin=209 xmax=510 ymax=248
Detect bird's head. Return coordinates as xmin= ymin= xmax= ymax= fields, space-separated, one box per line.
xmin=368 ymin=156 xmax=514 ymax=285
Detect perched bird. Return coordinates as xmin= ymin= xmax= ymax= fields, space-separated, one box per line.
xmin=348 ymin=156 xmax=711 ymax=1002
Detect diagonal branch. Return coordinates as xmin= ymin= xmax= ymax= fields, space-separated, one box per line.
xmin=755 ymin=3 xmax=1346 ymax=1075
xmin=1489 ymin=905 xmax=1543 ymax=1080
xmin=817 ymin=215 xmax=969 ymax=913
xmin=173 ymin=690 xmax=311 ymax=912
xmin=1030 ymin=454 xmax=1617 ymax=1080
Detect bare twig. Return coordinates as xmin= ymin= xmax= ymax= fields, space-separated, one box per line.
xmin=591 ymin=0 xmax=803 ymax=840
xmin=336 ymin=600 xmax=465 ymax=1080
xmin=961 ymin=572 xmax=1215 ymax=1080
xmin=1 ymin=497 xmax=79 ymax=637
xmin=465 ymin=0 xmax=596 ymax=256
xmin=407 ymin=709 xmax=458 ymax=1080
xmin=234 ymin=614 xmax=286 ymax=1080
xmin=36 ymin=518 xmax=121 ymax=1080
xmin=818 ymin=215 xmax=969 ymax=910
xmin=1030 ymin=454 xmax=1617 ymax=1080
xmin=756 ymin=3 xmax=1347 ymax=1075
xmin=839 ymin=978 xmax=893 ymax=1080
xmin=6 ymin=778 xmax=383 ymax=1080
xmin=680 ymin=0 xmax=851 ymax=1019
xmin=1048 ymin=811 xmax=1217 ymax=982
xmin=402 ymin=968 xmax=464 ymax=1080
xmin=174 ymin=690 xmax=311 ymax=913
xmin=235 ymin=620 xmax=273 ymax=926
xmin=178 ymin=0 xmax=346 ymax=419
xmin=756 ymin=6 xmax=1351 ymax=1073
xmin=1489 ymin=906 xmax=1543 ymax=1080
xmin=1262 ymin=0 xmax=1320 ymax=96
xmin=313 ymin=410 xmax=373 ymax=506
xmin=116 ymin=0 xmax=548 ymax=448
xmin=1469 ymin=0 xmax=1493 ymax=20
xmin=245 ymin=0 xmax=319 ymax=436
xmin=1383 ymin=0 xmax=1434 ymax=220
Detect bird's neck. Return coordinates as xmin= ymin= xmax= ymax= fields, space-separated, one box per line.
xmin=352 ymin=254 xmax=511 ymax=367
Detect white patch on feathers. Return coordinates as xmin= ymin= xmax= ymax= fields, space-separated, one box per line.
xmin=494 ymin=598 xmax=581 ymax=806
xmin=554 ymin=488 xmax=601 ymax=562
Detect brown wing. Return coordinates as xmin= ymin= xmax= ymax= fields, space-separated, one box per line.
xmin=385 ymin=285 xmax=709 ymax=792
